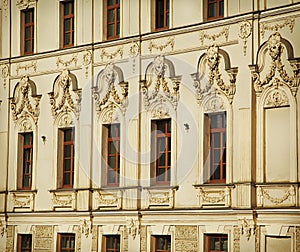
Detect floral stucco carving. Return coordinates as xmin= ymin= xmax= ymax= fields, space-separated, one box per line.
xmin=249 ymin=32 xmax=300 ymax=96
xmin=48 ymin=69 xmax=82 ymax=120
xmin=239 ymin=21 xmax=252 ymax=56
xmin=192 ymin=44 xmax=238 ymax=104
xmin=10 ymin=76 xmax=41 ymax=124
xmin=93 ymin=63 xmax=128 ymax=117
xmin=16 ymin=0 xmax=37 ymax=9
xmin=148 ymin=37 xmax=174 ymax=54
xmin=141 ymin=55 xmax=181 ymax=110
xmin=199 ymin=26 xmax=229 ymax=45
xmin=260 ymin=17 xmax=295 ymax=38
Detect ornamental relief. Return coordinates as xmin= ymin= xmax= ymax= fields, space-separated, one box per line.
xmin=127 ymin=218 xmax=140 ymax=240
xmin=93 ymin=190 xmax=122 ymax=209
xmin=10 ymin=192 xmax=35 ymax=211
xmin=239 ymin=21 xmax=252 ymax=56
xmin=52 ymin=191 xmax=76 ymax=210
xmin=11 ymin=76 xmax=41 ymax=124
xmin=197 ymin=186 xmax=231 ymax=207
xmin=141 ymin=55 xmax=181 ymax=110
xmin=93 ymin=63 xmax=128 ymax=116
xmin=260 ymin=17 xmax=295 ymax=38
xmin=249 ymin=32 xmax=300 ymax=96
xmin=192 ymin=45 xmax=238 ymax=105
xmin=16 ymin=0 xmax=37 ymax=9
xmin=48 ymin=69 xmax=82 ymax=120
xmin=146 ymin=188 xmax=175 ymax=208
xmin=264 ymin=88 xmax=289 ymax=108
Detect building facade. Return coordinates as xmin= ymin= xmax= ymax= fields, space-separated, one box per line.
xmin=0 ymin=0 xmax=300 ymax=251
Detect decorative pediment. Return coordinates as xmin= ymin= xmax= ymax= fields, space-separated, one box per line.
xmin=249 ymin=32 xmax=300 ymax=96
xmin=48 ymin=70 xmax=82 ymax=120
xmin=93 ymin=63 xmax=128 ymax=116
xmin=141 ymin=55 xmax=181 ymax=110
xmin=16 ymin=0 xmax=37 ymax=9
xmin=10 ymin=76 xmax=41 ymax=124
xmin=264 ymin=88 xmax=289 ymax=108
xmin=191 ymin=45 xmax=238 ymax=105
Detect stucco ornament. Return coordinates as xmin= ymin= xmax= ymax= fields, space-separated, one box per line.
xmin=127 ymin=218 xmax=140 ymax=240
xmin=48 ymin=69 xmax=82 ymax=120
xmin=239 ymin=21 xmax=252 ymax=56
xmin=10 ymin=75 xmax=41 ymax=124
xmin=141 ymin=55 xmax=181 ymax=110
xmin=192 ymin=44 xmax=238 ymax=104
xmin=249 ymin=32 xmax=300 ymax=96
xmin=93 ymin=63 xmax=128 ymax=116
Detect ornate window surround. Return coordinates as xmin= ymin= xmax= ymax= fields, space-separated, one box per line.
xmin=93 ymin=63 xmax=128 ymax=188
xmin=249 ymin=32 xmax=299 ymax=183
xmin=48 ymin=70 xmax=81 ymax=190
xmin=192 ymin=45 xmax=236 ymax=185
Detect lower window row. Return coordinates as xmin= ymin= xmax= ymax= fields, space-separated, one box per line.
xmin=18 ymin=233 xmax=228 ymax=252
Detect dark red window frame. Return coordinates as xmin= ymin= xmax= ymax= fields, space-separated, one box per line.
xmin=22 ymin=8 xmax=34 ymax=55
xmin=58 ymin=233 xmax=75 ymax=252
xmin=105 ymin=235 xmax=120 ymax=252
xmin=153 ymin=235 xmax=171 ymax=252
xmin=205 ymin=234 xmax=228 ymax=252
xmin=155 ymin=0 xmax=169 ymax=31
xmin=62 ymin=0 xmax=74 ymax=48
xmin=207 ymin=0 xmax=224 ymax=21
xmin=153 ymin=119 xmax=171 ymax=185
xmin=62 ymin=128 xmax=75 ymax=188
xmin=106 ymin=0 xmax=120 ymax=40
xmin=208 ymin=112 xmax=226 ymax=183
xmin=22 ymin=132 xmax=33 ymax=189
xmin=106 ymin=124 xmax=120 ymax=187
xmin=18 ymin=234 xmax=32 ymax=252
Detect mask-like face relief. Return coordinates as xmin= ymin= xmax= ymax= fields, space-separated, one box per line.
xmin=207 ymin=45 xmax=219 ymax=70
xmin=268 ymin=33 xmax=282 ymax=61
xmin=154 ymin=55 xmax=166 ymax=77
xmin=104 ymin=63 xmax=115 ymax=85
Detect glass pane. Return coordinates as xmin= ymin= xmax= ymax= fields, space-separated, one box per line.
xmin=157 ymin=168 xmax=165 ymax=181
xmin=64 ymin=159 xmax=71 ymax=171
xmin=223 ymin=133 xmax=227 ymax=147
xmin=167 ymin=167 xmax=171 ymax=181
xmin=168 ymin=137 xmax=171 ymax=150
xmin=64 ymin=129 xmax=73 ymax=141
xmin=109 ymin=141 xmax=116 ymax=154
xmin=117 ymin=8 xmax=120 ymax=21
xmin=24 ymin=133 xmax=32 ymax=145
xmin=158 ymin=138 xmax=166 ymax=152
xmin=157 ymin=120 xmax=165 ymax=133
xmin=159 ymin=153 xmax=165 ymax=166
xmin=221 ymin=237 xmax=228 ymax=251
xmin=24 ymin=149 xmax=31 ymax=160
xmin=213 ymin=133 xmax=220 ymax=147
xmin=64 ymin=2 xmax=72 ymax=15
xmin=222 ymin=113 xmax=227 ymax=128
xmin=214 ymin=149 xmax=220 ymax=163
xmin=156 ymin=236 xmax=165 ymax=249
xmin=70 ymin=237 xmax=75 ymax=248
xmin=64 ymin=145 xmax=71 ymax=157
xmin=108 ymin=9 xmax=115 ymax=23
xmin=25 ymin=40 xmax=31 ymax=52
xmin=64 ymin=173 xmax=70 ymax=185
xmin=25 ymin=162 xmax=31 ymax=173
xmin=220 ymin=1 xmax=224 ymax=16
xmin=213 ymin=165 xmax=220 ymax=179
xmin=65 ymin=19 xmax=71 ymax=32
xmin=116 ymin=22 xmax=120 ymax=36
xmin=167 ymin=153 xmax=171 ymax=166
xmin=25 ymin=27 xmax=31 ymax=39
xmin=23 ymin=176 xmax=30 ymax=187
xmin=25 ymin=11 xmax=32 ymax=23
xmin=208 ymin=3 xmax=216 ymax=17
xmin=222 ymin=149 xmax=226 ymax=163
xmin=108 ymin=24 xmax=115 ymax=37
xmin=108 ymin=0 xmax=114 ymax=6
xmin=108 ymin=156 xmax=116 ymax=168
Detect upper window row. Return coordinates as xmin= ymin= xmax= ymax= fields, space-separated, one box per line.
xmin=20 ymin=0 xmax=224 ymax=55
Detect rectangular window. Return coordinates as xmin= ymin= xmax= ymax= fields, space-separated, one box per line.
xmin=58 ymin=233 xmax=75 ymax=252
xmin=103 ymin=235 xmax=120 ymax=252
xmin=152 ymin=235 xmax=171 ymax=252
xmin=205 ymin=112 xmax=226 ymax=183
xmin=18 ymin=132 xmax=33 ymax=190
xmin=103 ymin=124 xmax=120 ymax=187
xmin=18 ymin=234 xmax=32 ymax=252
xmin=151 ymin=119 xmax=171 ymax=185
xmin=61 ymin=0 xmax=74 ymax=48
xmin=106 ymin=0 xmax=120 ymax=40
xmin=207 ymin=0 xmax=224 ymax=20
xmin=21 ymin=8 xmax=34 ymax=55
xmin=205 ymin=234 xmax=228 ymax=252
xmin=155 ymin=0 xmax=169 ymax=30
xmin=58 ymin=128 xmax=75 ymax=188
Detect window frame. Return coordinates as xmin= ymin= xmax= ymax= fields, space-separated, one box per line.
xmin=155 ymin=0 xmax=170 ymax=31
xmin=152 ymin=235 xmax=171 ymax=252
xmin=151 ymin=119 xmax=171 ymax=185
xmin=21 ymin=8 xmax=34 ymax=55
xmin=17 ymin=234 xmax=32 ymax=252
xmin=61 ymin=0 xmax=75 ymax=48
xmin=205 ymin=112 xmax=227 ymax=184
xmin=205 ymin=234 xmax=228 ymax=252
xmin=57 ymin=233 xmax=76 ymax=252
xmin=103 ymin=124 xmax=121 ymax=187
xmin=103 ymin=235 xmax=121 ymax=252
xmin=206 ymin=0 xmax=224 ymax=21
xmin=106 ymin=0 xmax=120 ymax=40
xmin=58 ymin=128 xmax=75 ymax=188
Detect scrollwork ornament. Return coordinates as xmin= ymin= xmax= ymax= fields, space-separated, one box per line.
xmin=261 ymin=18 xmax=295 ymax=38
xmin=56 ymin=54 xmax=78 ymax=69
xmin=16 ymin=0 xmax=36 ymax=9
xmin=82 ymin=50 xmax=92 ymax=79
xmin=239 ymin=21 xmax=252 ymax=56
xmin=16 ymin=61 xmax=37 ymax=76
xmin=199 ymin=26 xmax=229 ymax=45
xmin=11 ymin=76 xmax=41 ymax=124
xmin=100 ymin=46 xmax=123 ymax=62
xmin=264 ymin=89 xmax=289 ymax=108
xmin=148 ymin=37 xmax=174 ymax=54
xmin=1 ymin=64 xmax=9 ymax=88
